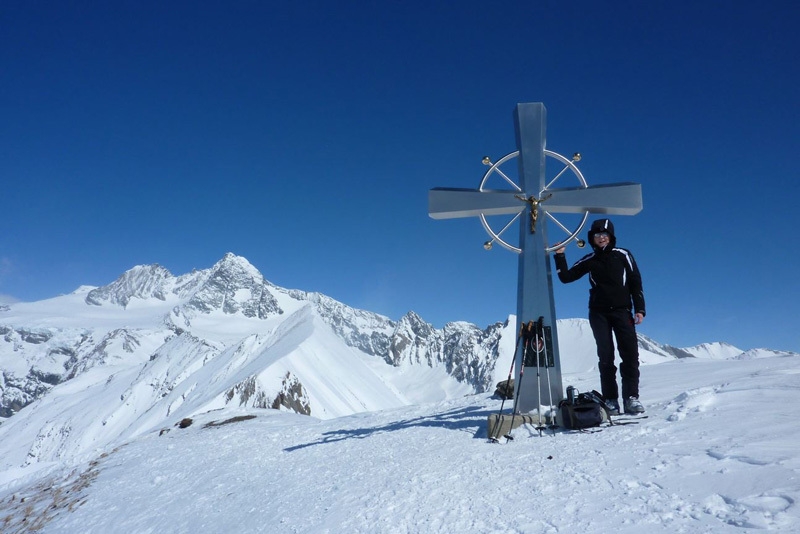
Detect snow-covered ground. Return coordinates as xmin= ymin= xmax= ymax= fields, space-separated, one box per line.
xmin=2 ymin=350 xmax=798 ymax=533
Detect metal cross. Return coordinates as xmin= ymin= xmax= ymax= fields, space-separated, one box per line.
xmin=428 ymin=102 xmax=642 ymax=414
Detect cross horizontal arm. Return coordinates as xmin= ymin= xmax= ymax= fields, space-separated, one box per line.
xmin=543 ymin=183 xmax=643 ymax=215
xmin=428 ymin=188 xmax=524 ymax=220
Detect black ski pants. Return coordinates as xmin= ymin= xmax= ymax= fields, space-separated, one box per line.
xmin=589 ymin=308 xmax=640 ymax=401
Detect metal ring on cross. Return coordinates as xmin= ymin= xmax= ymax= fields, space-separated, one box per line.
xmin=478 ymin=150 xmax=589 ymax=253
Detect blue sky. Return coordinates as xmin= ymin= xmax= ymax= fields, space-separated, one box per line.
xmin=2 ymin=1 xmax=798 ymax=352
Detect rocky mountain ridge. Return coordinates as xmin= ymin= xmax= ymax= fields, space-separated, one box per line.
xmin=0 ymin=254 xmax=506 ymax=425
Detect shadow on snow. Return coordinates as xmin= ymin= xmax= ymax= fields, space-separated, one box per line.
xmin=284 ymin=405 xmax=496 ymax=452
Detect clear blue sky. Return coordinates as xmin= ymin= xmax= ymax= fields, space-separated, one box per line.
xmin=2 ymin=1 xmax=798 ymax=352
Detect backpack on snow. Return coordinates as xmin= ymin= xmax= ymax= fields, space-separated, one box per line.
xmin=557 ymin=389 xmax=610 ymax=430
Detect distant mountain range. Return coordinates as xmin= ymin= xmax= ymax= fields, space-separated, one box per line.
xmin=1 ymin=253 xmax=793 ymax=475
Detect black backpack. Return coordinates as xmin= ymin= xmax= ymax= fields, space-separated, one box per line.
xmin=557 ymin=389 xmax=611 ymax=430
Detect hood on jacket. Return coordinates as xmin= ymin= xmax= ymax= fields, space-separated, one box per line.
xmin=588 ymin=218 xmax=617 ymax=250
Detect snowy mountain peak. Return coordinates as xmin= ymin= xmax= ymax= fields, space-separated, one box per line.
xmin=397 ymin=310 xmax=436 ymax=337
xmin=213 ymin=252 xmax=262 ymax=278
xmin=85 ymin=264 xmax=173 ymax=307
xmin=82 ymin=253 xmax=283 ymax=320
xmin=682 ymin=341 xmax=743 ymax=360
xmin=181 ymin=253 xmax=282 ymax=319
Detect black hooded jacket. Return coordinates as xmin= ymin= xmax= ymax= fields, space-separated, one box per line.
xmin=553 ymin=219 xmax=646 ymax=316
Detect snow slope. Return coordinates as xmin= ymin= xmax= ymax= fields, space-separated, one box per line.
xmin=1 ymin=351 xmax=798 ymax=533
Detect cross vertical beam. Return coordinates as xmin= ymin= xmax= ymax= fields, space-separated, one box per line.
xmin=513 ymin=103 xmax=563 ymax=413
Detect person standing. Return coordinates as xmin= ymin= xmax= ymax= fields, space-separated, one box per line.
xmin=553 ymin=218 xmax=646 ymax=415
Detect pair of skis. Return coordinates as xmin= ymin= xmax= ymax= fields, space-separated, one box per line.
xmin=489 ymin=317 xmax=556 ymax=443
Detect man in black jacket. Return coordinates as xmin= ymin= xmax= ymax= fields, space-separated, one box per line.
xmin=553 ymin=218 xmax=646 ymax=415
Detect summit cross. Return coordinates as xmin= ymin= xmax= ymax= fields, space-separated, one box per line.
xmin=428 ymin=102 xmax=642 ymax=414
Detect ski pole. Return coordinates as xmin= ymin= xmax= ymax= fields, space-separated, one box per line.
xmin=505 ymin=321 xmax=534 ymax=442
xmin=503 ymin=342 xmax=525 ymax=442
xmin=534 ymin=320 xmax=546 ymax=436
xmin=488 ymin=326 xmax=523 ymax=443
xmin=539 ymin=316 xmax=557 ymax=436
